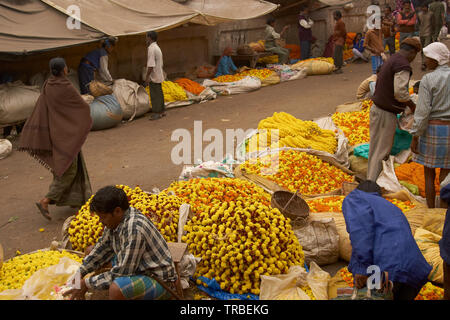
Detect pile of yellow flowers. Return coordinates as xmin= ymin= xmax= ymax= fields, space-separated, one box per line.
xmin=240 ymin=150 xmax=354 ymax=195
xmin=165 ymin=178 xmax=309 ymax=297
xmin=415 ymin=282 xmax=444 ymax=300
xmin=331 ymin=100 xmax=372 ymax=146
xmin=247 ymin=112 xmax=337 ymax=154
xmin=146 ymin=81 xmax=187 ymax=104
xmin=306 ymin=196 xmax=416 ymax=213
xmin=68 ymin=185 xmax=182 ymax=252
xmin=0 ymin=250 xmax=83 ymax=291
xmin=213 ymin=69 xmax=274 ymax=83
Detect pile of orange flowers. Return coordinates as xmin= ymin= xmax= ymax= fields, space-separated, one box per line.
xmin=339 ymin=267 xmax=443 ymax=300
xmin=306 ymin=196 xmax=416 ymax=213
xmin=339 ymin=267 xmax=354 ymax=287
xmin=331 ymin=100 xmax=372 ymax=146
xmin=213 ymin=69 xmax=274 ymax=83
xmin=174 ymin=78 xmax=205 ymax=95
xmin=240 ymin=150 xmax=354 ymax=195
xmin=395 ymin=162 xmax=441 ymax=198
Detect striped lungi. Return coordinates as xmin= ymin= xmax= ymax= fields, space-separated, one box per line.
xmin=113 ymin=275 xmax=171 ymax=300
xmin=413 ymin=123 xmax=450 ymax=168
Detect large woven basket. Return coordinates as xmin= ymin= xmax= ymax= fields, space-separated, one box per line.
xmin=271 ymin=191 xmax=310 ymax=225
xmin=89 ymin=81 xmax=113 ymax=97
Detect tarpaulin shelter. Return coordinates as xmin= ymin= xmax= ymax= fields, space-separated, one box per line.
xmin=0 ymin=0 xmax=105 ymax=54
xmin=318 ymin=0 xmax=352 ymax=5
xmin=180 ymin=0 xmax=279 ymax=25
xmin=1 ymin=0 xmax=278 ymax=54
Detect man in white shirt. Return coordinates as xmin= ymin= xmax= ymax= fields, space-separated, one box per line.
xmin=143 ymin=31 xmax=166 ymax=120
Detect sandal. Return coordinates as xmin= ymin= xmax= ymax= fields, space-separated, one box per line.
xmin=36 ymin=202 xmax=51 ymax=221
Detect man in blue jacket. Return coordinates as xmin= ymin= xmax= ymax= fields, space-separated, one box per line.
xmin=440 ymin=176 xmax=450 ymax=300
xmin=342 ymin=180 xmax=432 ymax=300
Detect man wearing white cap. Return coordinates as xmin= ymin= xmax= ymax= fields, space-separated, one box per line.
xmin=410 ymin=42 xmax=450 ymax=208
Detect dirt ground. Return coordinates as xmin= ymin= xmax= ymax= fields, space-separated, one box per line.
xmin=0 ymin=46 xmax=440 ymax=267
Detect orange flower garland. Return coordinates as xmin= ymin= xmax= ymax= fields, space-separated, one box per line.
xmin=174 ymin=78 xmax=205 ymax=95
xmin=395 ymin=162 xmax=441 ymax=198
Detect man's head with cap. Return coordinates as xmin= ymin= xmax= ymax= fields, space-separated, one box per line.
xmin=399 ymin=37 xmax=422 ymax=62
xmin=423 ymin=42 xmax=450 ymax=70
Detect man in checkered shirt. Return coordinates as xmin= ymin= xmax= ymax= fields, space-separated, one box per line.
xmin=65 ymin=186 xmax=176 ymax=300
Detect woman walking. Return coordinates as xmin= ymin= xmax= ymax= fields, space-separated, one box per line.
xmin=410 ymin=42 xmax=450 ymax=208
xmin=19 ymin=58 xmax=93 ymax=220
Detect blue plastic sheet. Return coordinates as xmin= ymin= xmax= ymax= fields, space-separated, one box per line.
xmin=196 ymin=276 xmax=259 ymax=300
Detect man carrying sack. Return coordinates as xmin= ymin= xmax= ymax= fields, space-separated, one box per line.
xmin=367 ymin=37 xmax=421 ymax=181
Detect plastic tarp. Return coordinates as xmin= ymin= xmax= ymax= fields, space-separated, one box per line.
xmin=181 ymin=0 xmax=278 ymax=25
xmin=0 ymin=0 xmax=105 ymax=54
xmin=41 ymin=0 xmax=199 ymax=36
xmin=318 ymin=0 xmax=352 ymax=5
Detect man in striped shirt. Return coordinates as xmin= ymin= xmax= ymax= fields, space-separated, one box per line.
xmin=65 ymin=186 xmax=176 ymax=300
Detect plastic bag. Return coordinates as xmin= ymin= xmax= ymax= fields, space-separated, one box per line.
xmin=202 ymin=76 xmax=261 ymax=95
xmin=0 ymin=257 xmax=81 ymax=300
xmin=399 ymin=107 xmax=414 ymax=132
xmin=293 ymin=218 xmax=339 ymax=266
xmin=259 ymin=263 xmax=330 ymax=300
xmin=178 ymin=161 xmax=235 ymax=181
xmin=179 ymin=254 xmax=201 ymax=289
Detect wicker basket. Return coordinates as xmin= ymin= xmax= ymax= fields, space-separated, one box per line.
xmin=89 ymin=81 xmax=113 ymax=97
xmin=271 ymin=191 xmax=310 ymax=225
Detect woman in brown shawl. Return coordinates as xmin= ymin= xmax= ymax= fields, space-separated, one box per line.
xmin=19 ymin=57 xmax=93 ymax=220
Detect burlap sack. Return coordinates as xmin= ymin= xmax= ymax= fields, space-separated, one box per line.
xmin=293 ymin=217 xmax=339 ymax=266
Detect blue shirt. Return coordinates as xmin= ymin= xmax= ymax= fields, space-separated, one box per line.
xmin=353 ymin=38 xmax=365 ymax=53
xmin=84 ymin=48 xmax=108 ymax=70
xmin=215 ymin=56 xmax=238 ymax=78
xmin=439 ymin=184 xmax=450 ymax=265
xmin=342 ymin=189 xmax=432 ymax=289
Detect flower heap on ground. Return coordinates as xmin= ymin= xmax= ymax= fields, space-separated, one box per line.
xmin=331 ymin=100 xmax=372 ymax=146
xmin=146 ymin=81 xmax=187 ymax=103
xmin=247 ymin=112 xmax=338 ymax=154
xmin=339 ymin=267 xmax=443 ymax=300
xmin=240 ymin=150 xmax=354 ymax=195
xmin=213 ymin=68 xmax=274 ymax=83
xmin=395 ymin=162 xmax=441 ymax=198
xmin=68 ymin=185 xmax=182 ymax=252
xmin=306 ymin=195 xmax=416 ymax=213
xmin=174 ymin=78 xmax=205 ymax=95
xmin=164 ymin=178 xmax=310 ymax=297
xmin=0 ymin=250 xmax=83 ymax=291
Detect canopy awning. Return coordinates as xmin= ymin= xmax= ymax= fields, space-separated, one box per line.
xmin=0 ymin=0 xmax=105 ymax=54
xmin=1 ymin=0 xmax=280 ymax=54
xmin=41 ymin=0 xmax=199 ymax=36
xmin=180 ymin=0 xmax=279 ymax=25
xmin=318 ymin=0 xmax=353 ymax=6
